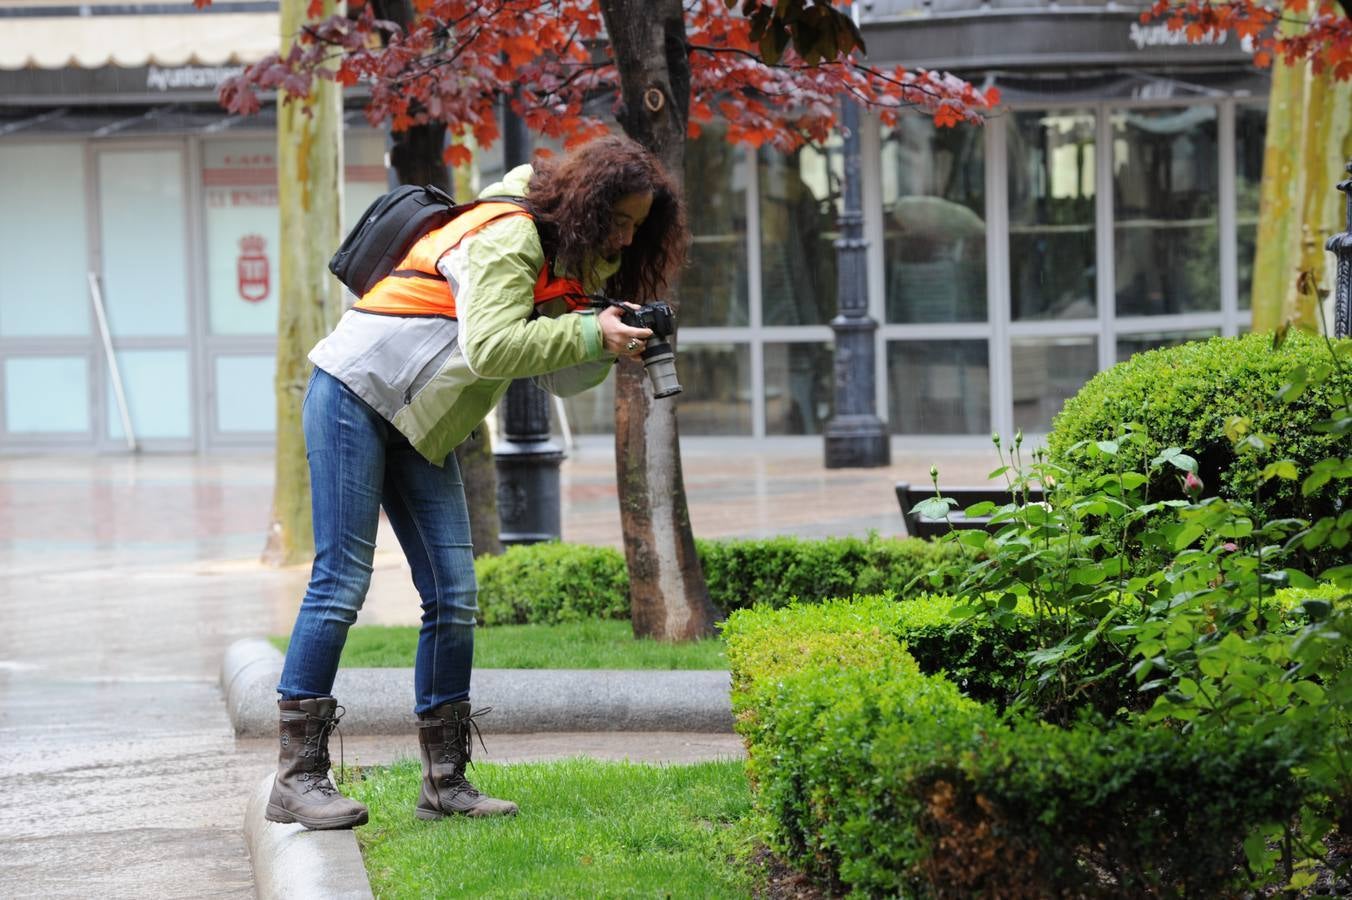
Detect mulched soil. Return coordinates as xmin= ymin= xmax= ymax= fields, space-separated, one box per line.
xmin=1295 ymin=829 xmax=1352 ymax=898
xmin=747 ymin=845 xmax=836 ymax=900
xmin=744 ymin=831 xmax=1352 ymax=898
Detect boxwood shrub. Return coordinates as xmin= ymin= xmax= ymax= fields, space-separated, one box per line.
xmin=695 ymin=535 xmax=971 ymax=612
xmin=724 ymin=597 xmax=1303 ymax=897
xmin=475 ymin=542 xmax=630 ymax=625
xmin=474 ymin=535 xmax=973 ymax=626
xmin=1045 ymin=331 xmax=1350 ymax=571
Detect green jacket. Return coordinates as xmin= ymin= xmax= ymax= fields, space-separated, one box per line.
xmin=309 ymin=165 xmax=617 ymax=465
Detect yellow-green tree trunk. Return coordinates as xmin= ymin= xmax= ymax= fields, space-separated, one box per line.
xmin=262 ymin=0 xmax=346 ymax=566
xmin=1252 ymin=47 xmax=1352 ymax=333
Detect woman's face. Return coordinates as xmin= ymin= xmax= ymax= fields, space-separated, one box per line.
xmin=603 ymin=192 xmax=653 ymax=259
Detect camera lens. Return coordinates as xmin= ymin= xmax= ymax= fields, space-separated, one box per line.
xmin=640 ymin=340 xmax=681 ymax=398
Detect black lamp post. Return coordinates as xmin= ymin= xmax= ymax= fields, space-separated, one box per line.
xmin=493 ymin=97 xmax=565 ymax=544
xmin=823 ymin=97 xmax=890 ymax=468
xmin=1328 ymin=161 xmax=1351 ymax=339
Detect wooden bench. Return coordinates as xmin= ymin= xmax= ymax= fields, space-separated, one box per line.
xmin=895 ymin=482 xmax=1046 ymax=539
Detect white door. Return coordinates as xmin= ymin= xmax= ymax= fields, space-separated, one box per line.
xmin=92 ymin=143 xmax=196 ymax=451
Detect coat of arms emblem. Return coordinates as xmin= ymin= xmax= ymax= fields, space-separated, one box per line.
xmin=237 ymin=234 xmax=270 ymax=303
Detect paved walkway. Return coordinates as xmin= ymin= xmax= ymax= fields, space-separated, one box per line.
xmin=0 ymin=437 xmax=994 ymax=898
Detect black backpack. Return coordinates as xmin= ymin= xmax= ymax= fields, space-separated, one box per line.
xmin=329 ymin=184 xmax=460 ymax=297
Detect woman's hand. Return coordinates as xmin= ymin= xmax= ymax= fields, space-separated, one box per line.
xmin=598 ymin=303 xmax=653 ymax=359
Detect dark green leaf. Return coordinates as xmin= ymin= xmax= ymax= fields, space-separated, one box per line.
xmin=1301 ymin=599 xmax=1332 ymax=621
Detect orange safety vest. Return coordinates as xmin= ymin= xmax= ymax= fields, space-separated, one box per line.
xmin=353 ymin=201 xmax=591 ymax=318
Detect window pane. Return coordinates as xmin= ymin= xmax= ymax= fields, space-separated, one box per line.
xmin=99 ymin=149 xmax=188 ymax=337
xmin=677 ymin=128 xmax=748 ymax=326
xmin=203 ymin=139 xmax=280 ymax=335
xmin=1235 ymin=104 xmax=1266 ymax=312
xmin=1011 ymin=336 xmax=1097 ymax=434
xmin=0 ymin=144 xmax=90 ymax=337
xmin=674 ymin=344 xmax=751 ymax=435
xmin=882 ymin=117 xmax=986 ymax=323
xmin=1008 ymin=110 xmax=1096 ymax=321
xmin=764 ymin=342 xmax=833 ymax=435
xmin=759 ymin=143 xmax=840 ymax=325
xmin=4 ymin=357 xmax=89 ymax=433
xmin=216 ymin=355 xmax=276 ymax=433
xmin=1113 ymin=106 xmax=1219 ymax=316
xmin=107 ymin=350 xmax=191 ymax=440
xmin=1116 ymin=329 xmax=1219 ymax=363
xmin=887 ymin=341 xmax=989 ymax=434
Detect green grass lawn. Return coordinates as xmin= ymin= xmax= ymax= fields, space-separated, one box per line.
xmin=269 ymin=619 xmax=728 ymax=670
xmin=345 ymin=757 xmax=754 ymax=899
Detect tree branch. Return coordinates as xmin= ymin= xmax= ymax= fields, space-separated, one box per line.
xmin=688 ymin=41 xmax=965 ymax=109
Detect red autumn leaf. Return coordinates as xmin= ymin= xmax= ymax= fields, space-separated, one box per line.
xmin=503 ymin=34 xmax=538 ymax=68
xmin=197 ymin=0 xmax=999 ymax=158
xmin=1143 ymin=0 xmax=1352 ymax=77
xmin=443 ymin=143 xmax=473 ymax=167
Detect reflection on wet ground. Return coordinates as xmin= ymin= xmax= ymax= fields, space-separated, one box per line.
xmin=0 ymin=437 xmax=993 ymax=897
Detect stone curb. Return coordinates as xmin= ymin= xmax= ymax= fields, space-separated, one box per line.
xmin=222 ymin=637 xmax=735 ymax=738
xmin=244 ymin=772 xmax=374 ymax=900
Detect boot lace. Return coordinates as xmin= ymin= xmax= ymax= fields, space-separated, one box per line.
xmin=424 ymin=706 xmax=492 ymax=795
xmin=300 ymin=705 xmax=347 ymax=796
xmin=446 ymin=705 xmax=490 ymax=767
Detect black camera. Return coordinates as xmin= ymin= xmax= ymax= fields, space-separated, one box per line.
xmin=603 ymin=299 xmax=682 ymax=399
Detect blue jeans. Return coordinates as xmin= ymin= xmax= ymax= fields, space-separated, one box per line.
xmin=277 ymin=368 xmax=478 ymax=715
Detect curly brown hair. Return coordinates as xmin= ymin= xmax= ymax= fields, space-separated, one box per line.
xmin=527 ymin=135 xmax=689 ymax=302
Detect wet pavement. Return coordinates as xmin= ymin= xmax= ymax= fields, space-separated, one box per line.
xmin=0 ymin=437 xmax=993 ymax=898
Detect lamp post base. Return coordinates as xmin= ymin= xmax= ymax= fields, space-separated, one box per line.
xmin=824 ymin=415 xmax=891 ymax=469
xmin=493 ymin=439 xmax=565 ymax=546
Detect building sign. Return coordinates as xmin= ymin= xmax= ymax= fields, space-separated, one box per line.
xmin=146 ymin=65 xmax=245 ymax=93
xmin=237 ymin=234 xmax=270 ymax=303
xmin=1128 ymin=22 xmax=1228 ymax=50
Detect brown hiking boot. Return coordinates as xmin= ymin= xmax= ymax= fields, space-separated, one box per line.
xmin=265 ymin=697 xmax=369 ymax=830
xmin=416 ymin=701 xmax=518 ymax=819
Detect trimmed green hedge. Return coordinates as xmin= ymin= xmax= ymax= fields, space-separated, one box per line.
xmin=696 ymin=536 xmax=971 ymax=612
xmin=475 ymin=543 xmax=630 ymax=626
xmin=474 ymin=535 xmax=973 ymax=626
xmin=886 ymin=593 xmax=1034 ymax=708
xmin=720 ymin=591 xmax=1031 ymax=709
xmin=724 ymin=597 xmax=1302 ymax=897
xmin=1045 ymin=332 xmax=1350 ymax=570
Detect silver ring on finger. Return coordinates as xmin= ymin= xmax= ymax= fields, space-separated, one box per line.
xmin=625 ymin=338 xmax=640 ymax=352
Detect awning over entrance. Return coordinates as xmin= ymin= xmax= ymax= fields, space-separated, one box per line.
xmin=0 ymin=9 xmax=279 ymax=70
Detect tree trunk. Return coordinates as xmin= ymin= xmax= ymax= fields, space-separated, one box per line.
xmin=1252 ymin=47 xmax=1352 ymax=333
xmin=262 ymin=0 xmax=346 ymax=566
xmin=599 ymin=0 xmax=719 ymax=640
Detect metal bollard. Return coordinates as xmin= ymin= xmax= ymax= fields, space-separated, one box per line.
xmin=1328 ymin=160 xmax=1352 ymax=339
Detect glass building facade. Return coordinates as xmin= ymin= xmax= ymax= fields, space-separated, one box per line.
xmin=565 ymin=96 xmax=1266 ymax=441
